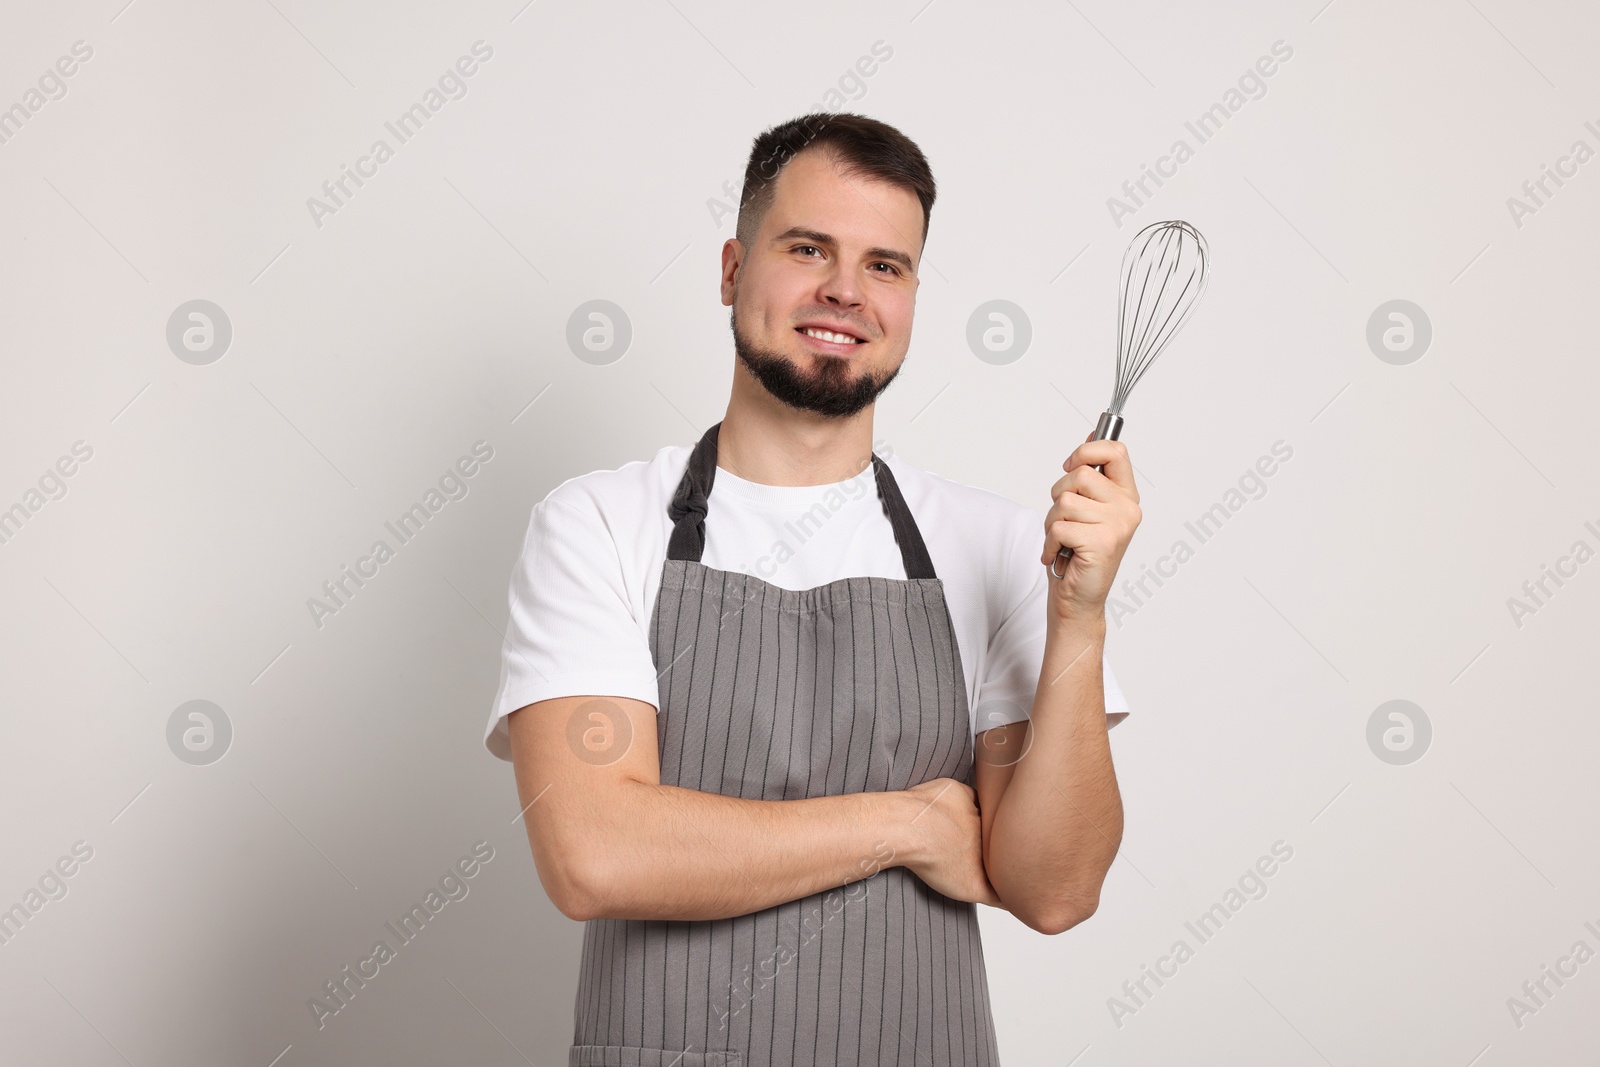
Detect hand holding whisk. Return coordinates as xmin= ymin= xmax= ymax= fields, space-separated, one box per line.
xmin=1051 ymin=220 xmax=1211 ymax=580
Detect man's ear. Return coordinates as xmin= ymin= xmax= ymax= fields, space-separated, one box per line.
xmin=720 ymin=239 xmax=744 ymax=306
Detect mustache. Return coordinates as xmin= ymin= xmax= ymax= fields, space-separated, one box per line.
xmin=791 ymin=309 xmax=875 ymax=341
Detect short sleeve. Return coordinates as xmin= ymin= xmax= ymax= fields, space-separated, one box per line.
xmin=972 ymin=509 xmax=1131 ymax=735
xmin=483 ymin=495 xmax=662 ymax=761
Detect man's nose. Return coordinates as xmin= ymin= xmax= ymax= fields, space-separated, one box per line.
xmin=817 ymin=263 xmax=863 ymax=308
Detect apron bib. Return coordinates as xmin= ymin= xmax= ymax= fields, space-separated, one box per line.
xmin=570 ymin=422 xmax=1002 ymax=1067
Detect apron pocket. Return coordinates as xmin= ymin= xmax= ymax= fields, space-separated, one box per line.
xmin=569 ymin=1045 xmax=741 ymax=1067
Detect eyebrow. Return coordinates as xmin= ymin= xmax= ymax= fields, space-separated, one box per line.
xmin=772 ymin=226 xmax=915 ymax=273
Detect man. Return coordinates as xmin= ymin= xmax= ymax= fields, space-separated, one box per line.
xmin=484 ymin=112 xmax=1140 ymax=1067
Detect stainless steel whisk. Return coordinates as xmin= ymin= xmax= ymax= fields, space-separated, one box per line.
xmin=1051 ymin=219 xmax=1211 ymax=580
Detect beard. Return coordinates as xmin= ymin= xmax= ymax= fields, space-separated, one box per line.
xmin=730 ymin=307 xmax=902 ymax=419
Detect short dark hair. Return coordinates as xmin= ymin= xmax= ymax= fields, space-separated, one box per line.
xmin=735 ymin=112 xmax=937 ymax=254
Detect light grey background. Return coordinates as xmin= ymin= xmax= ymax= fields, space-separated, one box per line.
xmin=2 ymin=0 xmax=1595 ymax=1064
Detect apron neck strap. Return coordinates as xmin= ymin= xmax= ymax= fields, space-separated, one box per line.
xmin=666 ymin=421 xmax=937 ymax=580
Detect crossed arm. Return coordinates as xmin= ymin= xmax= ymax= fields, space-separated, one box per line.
xmin=507 ymin=623 xmax=1121 ymax=935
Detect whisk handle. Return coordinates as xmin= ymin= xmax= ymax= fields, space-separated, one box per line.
xmin=1049 ymin=410 xmax=1124 ymax=580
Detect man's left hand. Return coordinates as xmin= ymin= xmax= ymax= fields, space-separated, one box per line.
xmin=1039 ymin=432 xmax=1142 ymax=624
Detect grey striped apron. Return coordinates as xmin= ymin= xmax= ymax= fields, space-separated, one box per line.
xmin=570 ymin=421 xmax=1002 ymax=1067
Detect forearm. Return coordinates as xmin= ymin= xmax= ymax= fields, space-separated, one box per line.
xmin=985 ymin=617 xmax=1123 ymax=932
xmin=574 ymin=782 xmax=913 ymax=922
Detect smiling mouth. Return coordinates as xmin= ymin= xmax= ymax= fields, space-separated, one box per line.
xmin=796 ymin=326 xmax=866 ymax=346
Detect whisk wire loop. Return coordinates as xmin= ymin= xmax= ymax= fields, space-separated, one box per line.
xmin=1112 ymin=221 xmax=1209 ymax=413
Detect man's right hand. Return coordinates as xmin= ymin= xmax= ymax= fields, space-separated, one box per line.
xmin=898 ymin=778 xmax=1004 ymax=908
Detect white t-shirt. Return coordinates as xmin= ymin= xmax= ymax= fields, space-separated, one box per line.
xmin=484 ymin=442 xmax=1130 ymax=761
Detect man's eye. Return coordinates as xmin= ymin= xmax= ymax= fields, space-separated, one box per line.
xmin=795 ymin=245 xmax=821 ymax=257
xmin=871 ymin=262 xmax=900 ymax=276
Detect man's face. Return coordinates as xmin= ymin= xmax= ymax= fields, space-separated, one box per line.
xmin=721 ymin=148 xmax=923 ymax=418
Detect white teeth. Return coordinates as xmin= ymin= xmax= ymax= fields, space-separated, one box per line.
xmin=803 ymin=327 xmax=860 ymax=344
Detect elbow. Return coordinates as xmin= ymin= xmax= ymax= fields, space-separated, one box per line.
xmin=552 ymin=881 xmax=597 ymax=923
xmin=539 ymin=844 xmax=609 ymax=922
xmin=557 ymin=862 xmax=617 ymax=922
xmin=1017 ymin=891 xmax=1101 ymax=936
xmin=1042 ymin=896 xmax=1100 ymax=936
xmin=988 ymin=854 xmax=1109 ymax=934
xmin=534 ymin=784 xmax=645 ymax=922
xmin=543 ymin=862 xmax=595 ymax=922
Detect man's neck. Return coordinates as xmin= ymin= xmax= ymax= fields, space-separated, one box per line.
xmin=716 ymin=384 xmax=877 ymax=487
